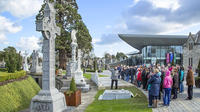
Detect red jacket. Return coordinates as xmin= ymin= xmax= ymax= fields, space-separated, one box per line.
xmin=137 ymin=71 xmax=142 ymax=81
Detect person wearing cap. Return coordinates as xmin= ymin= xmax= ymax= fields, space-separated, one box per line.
xmin=186 ymin=66 xmax=194 ymax=100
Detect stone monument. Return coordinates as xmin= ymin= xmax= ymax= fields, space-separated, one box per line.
xmin=75 ymin=49 xmax=90 ymax=92
xmin=66 ymin=29 xmax=78 ymax=77
xmin=0 ymin=58 xmax=6 ymax=68
xmin=91 ymin=70 xmax=101 ymax=87
xmin=23 ymin=51 xmax=29 ymax=71
xmin=30 ymin=50 xmax=40 ymax=73
xmin=30 ymin=1 xmax=67 ymax=112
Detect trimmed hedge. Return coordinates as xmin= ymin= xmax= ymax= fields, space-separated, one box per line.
xmin=86 ymin=69 xmax=96 ymax=72
xmin=0 ymin=71 xmax=26 ymax=82
xmin=0 ymin=76 xmax=40 ymax=112
xmin=0 ymin=68 xmax=7 ymax=72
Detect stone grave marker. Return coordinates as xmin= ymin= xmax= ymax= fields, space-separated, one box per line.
xmin=98 ymin=89 xmax=134 ymax=100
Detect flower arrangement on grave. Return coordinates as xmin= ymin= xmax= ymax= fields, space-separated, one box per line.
xmin=64 ymin=77 xmax=81 ymax=106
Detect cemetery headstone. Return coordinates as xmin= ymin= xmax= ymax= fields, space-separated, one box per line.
xmin=30 ymin=1 xmax=67 ymax=112
xmin=98 ymin=89 xmax=134 ymax=100
xmin=66 ymin=30 xmax=78 ymax=77
xmin=30 ymin=50 xmax=40 ymax=73
xmin=0 ymin=58 xmax=6 ymax=68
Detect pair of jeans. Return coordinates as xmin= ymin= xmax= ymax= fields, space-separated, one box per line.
xmin=126 ymin=74 xmax=130 ymax=82
xmin=131 ymin=75 xmax=134 ymax=83
xmin=111 ymin=80 xmax=118 ymax=89
xmin=137 ymin=80 xmax=141 ymax=87
xmin=187 ymin=85 xmax=193 ymax=99
xmin=163 ymin=88 xmax=171 ymax=105
xmin=179 ymin=82 xmax=184 ymax=93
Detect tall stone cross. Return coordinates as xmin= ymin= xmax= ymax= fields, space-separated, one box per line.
xmin=36 ymin=1 xmax=60 ymax=90
xmin=31 ymin=1 xmax=67 ymax=112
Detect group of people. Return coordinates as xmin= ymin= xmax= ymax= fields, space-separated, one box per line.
xmin=110 ymin=64 xmax=195 ymax=108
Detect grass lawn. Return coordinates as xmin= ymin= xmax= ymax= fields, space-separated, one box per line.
xmin=83 ymin=73 xmax=109 ymax=80
xmin=0 ymin=76 xmax=40 ymax=112
xmin=85 ymin=87 xmax=152 ymax=112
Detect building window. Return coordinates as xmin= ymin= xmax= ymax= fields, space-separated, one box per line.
xmin=189 ymin=43 xmax=193 ymax=50
xmin=189 ymin=58 xmax=193 ymax=67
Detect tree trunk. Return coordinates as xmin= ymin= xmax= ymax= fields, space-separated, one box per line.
xmin=59 ymin=49 xmax=67 ymax=69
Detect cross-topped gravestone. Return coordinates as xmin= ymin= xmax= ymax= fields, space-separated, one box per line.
xmin=30 ymin=1 xmax=67 ymax=112
xmin=66 ymin=29 xmax=78 ymax=77
xmin=30 ymin=50 xmax=39 ymax=73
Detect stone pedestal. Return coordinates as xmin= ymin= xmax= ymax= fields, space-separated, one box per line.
xmin=31 ymin=89 xmax=66 ymax=112
xmin=75 ymin=70 xmax=90 ymax=92
xmin=66 ymin=61 xmax=77 ymax=77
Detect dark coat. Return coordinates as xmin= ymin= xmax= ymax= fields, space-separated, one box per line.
xmin=125 ymin=69 xmax=130 ymax=76
xmin=142 ymin=70 xmax=147 ymax=82
xmin=148 ymin=73 xmax=161 ymax=96
xmin=130 ymin=68 xmax=136 ymax=77
xmin=172 ymin=73 xmax=179 ymax=88
xmin=160 ymin=71 xmax=165 ymax=90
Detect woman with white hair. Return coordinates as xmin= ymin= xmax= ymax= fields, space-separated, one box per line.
xmin=147 ymin=68 xmax=161 ymax=108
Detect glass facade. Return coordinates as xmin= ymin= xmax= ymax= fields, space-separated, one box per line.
xmin=142 ymin=46 xmax=183 ymax=65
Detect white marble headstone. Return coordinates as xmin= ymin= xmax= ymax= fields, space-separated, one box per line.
xmin=98 ymin=89 xmax=134 ymax=100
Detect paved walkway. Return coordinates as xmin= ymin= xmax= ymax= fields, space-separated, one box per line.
xmin=96 ymin=70 xmax=133 ymax=88
xmin=137 ymin=80 xmax=200 ymax=112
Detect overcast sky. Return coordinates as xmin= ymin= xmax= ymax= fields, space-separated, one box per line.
xmin=0 ymin=0 xmax=200 ymax=57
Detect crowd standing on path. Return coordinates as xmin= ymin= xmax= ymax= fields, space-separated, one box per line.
xmin=110 ymin=63 xmax=195 ymax=108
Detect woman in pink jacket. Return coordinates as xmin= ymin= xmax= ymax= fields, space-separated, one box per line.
xmin=163 ymin=70 xmax=173 ymax=106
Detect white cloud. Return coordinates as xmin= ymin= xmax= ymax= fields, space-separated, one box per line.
xmin=92 ymin=38 xmax=101 ymax=44
xmin=0 ymin=16 xmax=22 ymax=44
xmin=0 ymin=16 xmax=22 ymax=33
xmin=16 ymin=36 xmax=40 ymax=52
xmin=94 ymin=41 xmax=137 ymax=57
xmin=148 ymin=0 xmax=180 ymax=11
xmin=0 ymin=0 xmax=43 ymax=18
xmin=0 ymin=34 xmax=6 ymax=41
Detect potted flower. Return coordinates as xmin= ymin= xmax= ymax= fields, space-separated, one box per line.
xmin=64 ymin=77 xmax=81 ymax=106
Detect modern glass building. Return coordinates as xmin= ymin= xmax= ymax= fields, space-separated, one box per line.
xmin=118 ymin=34 xmax=188 ymax=65
xmin=142 ymin=46 xmax=183 ymax=65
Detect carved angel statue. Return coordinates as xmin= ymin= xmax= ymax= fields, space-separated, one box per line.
xmin=71 ymin=29 xmax=77 ymax=43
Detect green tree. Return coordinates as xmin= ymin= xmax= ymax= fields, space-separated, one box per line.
xmin=37 ymin=0 xmax=92 ymax=69
xmin=0 ymin=51 xmax=4 ymax=61
xmin=3 ymin=47 xmax=17 ymax=73
xmin=116 ymin=52 xmax=127 ymax=60
xmin=16 ymin=51 xmax=23 ymax=71
xmin=70 ymin=77 xmax=77 ymax=93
